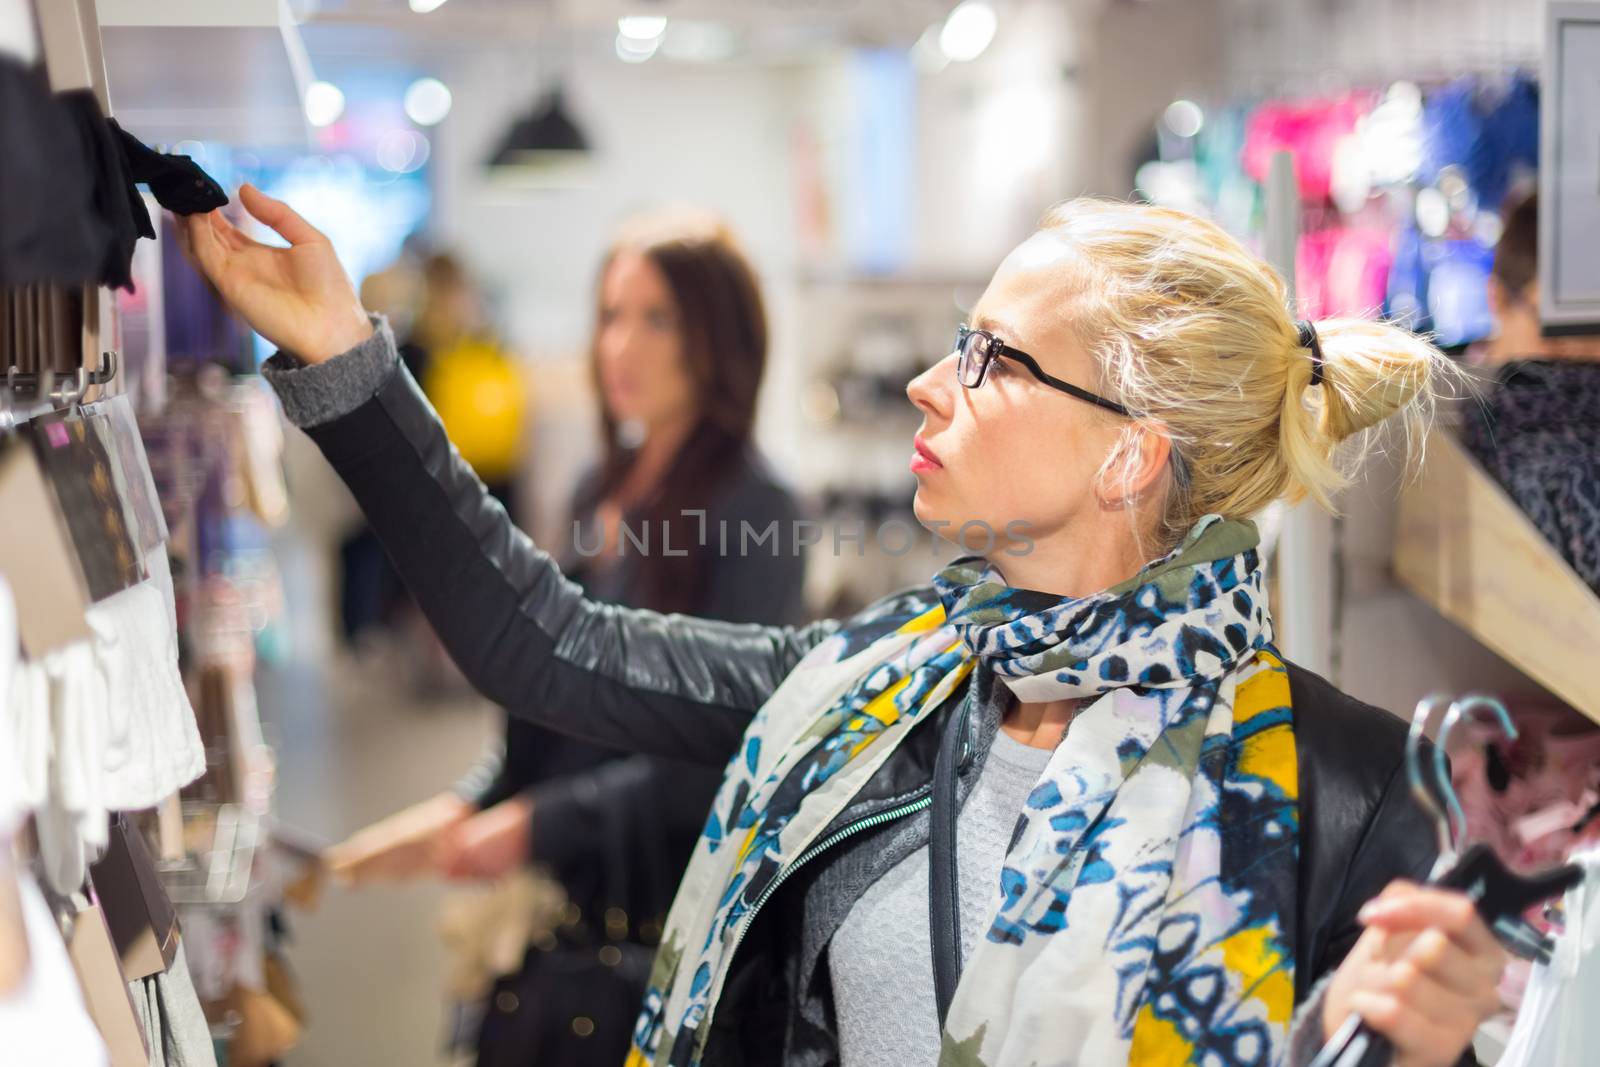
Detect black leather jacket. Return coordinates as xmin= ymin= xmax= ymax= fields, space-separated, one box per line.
xmin=280 ymin=349 xmax=1463 ymax=1067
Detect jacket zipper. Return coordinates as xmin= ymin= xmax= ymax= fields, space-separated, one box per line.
xmin=685 ymin=694 xmax=975 ymax=1060
xmin=689 ymin=787 xmax=933 ymax=1049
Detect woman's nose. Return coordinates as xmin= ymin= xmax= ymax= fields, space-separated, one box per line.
xmin=906 ymin=352 xmax=957 ymax=417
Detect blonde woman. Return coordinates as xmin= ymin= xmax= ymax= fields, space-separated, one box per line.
xmin=181 ymin=188 xmax=1500 ymax=1067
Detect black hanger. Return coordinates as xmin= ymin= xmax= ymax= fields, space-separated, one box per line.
xmin=1309 ymin=694 xmax=1584 ymax=1067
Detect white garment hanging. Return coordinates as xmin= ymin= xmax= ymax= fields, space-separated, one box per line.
xmin=4 ymin=553 xmax=203 ymax=894
xmin=89 ymin=549 xmax=203 ymax=812
xmin=1497 ymin=848 xmax=1600 ymax=1067
xmin=0 ymin=868 xmax=111 ymax=1066
xmin=0 ymin=577 xmax=25 ymax=831
xmin=37 ymin=641 xmax=110 ymax=894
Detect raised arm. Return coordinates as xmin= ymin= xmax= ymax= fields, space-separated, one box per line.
xmin=179 ymin=186 xmax=839 ymax=763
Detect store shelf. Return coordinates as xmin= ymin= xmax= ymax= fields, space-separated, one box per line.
xmin=96 ymin=0 xmax=315 ymax=147
xmin=1394 ymin=430 xmax=1600 ymax=725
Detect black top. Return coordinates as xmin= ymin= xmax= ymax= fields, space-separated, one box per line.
xmin=1459 ymin=358 xmax=1600 ymax=594
xmin=453 ymin=447 xmax=807 ymax=938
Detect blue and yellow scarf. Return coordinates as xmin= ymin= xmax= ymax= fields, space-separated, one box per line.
xmin=631 ymin=516 xmax=1299 ymax=1067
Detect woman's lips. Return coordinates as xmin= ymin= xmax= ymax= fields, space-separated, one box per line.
xmin=911 ymin=434 xmax=943 ymax=473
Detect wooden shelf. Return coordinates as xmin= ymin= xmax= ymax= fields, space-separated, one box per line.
xmin=1394 ymin=430 xmax=1600 ymax=725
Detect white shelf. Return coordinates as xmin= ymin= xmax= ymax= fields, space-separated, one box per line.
xmin=96 ymin=0 xmax=314 ymax=147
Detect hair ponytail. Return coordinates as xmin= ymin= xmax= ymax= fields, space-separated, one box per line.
xmin=1278 ymin=317 xmax=1445 ymax=511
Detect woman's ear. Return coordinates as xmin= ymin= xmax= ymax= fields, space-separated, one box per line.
xmin=1094 ymin=422 xmax=1173 ymax=509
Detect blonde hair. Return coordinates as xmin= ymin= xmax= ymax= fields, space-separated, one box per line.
xmin=1037 ymin=199 xmax=1452 ymax=548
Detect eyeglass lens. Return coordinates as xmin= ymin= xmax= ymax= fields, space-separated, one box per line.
xmin=956 ymin=328 xmax=989 ymax=387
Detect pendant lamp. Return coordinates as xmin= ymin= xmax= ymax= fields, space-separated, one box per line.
xmin=485 ymin=86 xmax=591 ymax=169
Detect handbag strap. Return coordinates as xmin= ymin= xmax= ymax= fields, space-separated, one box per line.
xmin=929 ymin=695 xmax=969 ymax=1029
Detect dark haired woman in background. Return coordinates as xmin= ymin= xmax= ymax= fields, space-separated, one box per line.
xmin=324 ymin=211 xmax=805 ymax=1067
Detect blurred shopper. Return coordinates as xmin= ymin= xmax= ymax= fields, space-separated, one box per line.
xmin=338 ymin=252 xmax=527 ymax=658
xmin=322 ymin=212 xmax=804 ymax=1067
xmin=1461 ymin=191 xmax=1600 ymax=594
xmin=185 ymin=190 xmax=1501 ymax=1067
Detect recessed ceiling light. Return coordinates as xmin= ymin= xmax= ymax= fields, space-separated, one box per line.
xmin=939 ymin=2 xmax=997 ymax=63
xmin=405 ymin=77 xmax=453 ymax=126
xmin=303 ymin=81 xmax=345 ymax=128
xmin=618 ymin=16 xmax=668 ymax=42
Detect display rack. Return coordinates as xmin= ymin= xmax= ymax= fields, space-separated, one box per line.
xmin=2 ymin=1 xmax=309 ymax=1063
xmin=1394 ymin=430 xmax=1600 ymax=725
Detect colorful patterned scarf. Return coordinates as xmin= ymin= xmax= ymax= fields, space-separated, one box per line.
xmin=629 ymin=516 xmax=1299 ymax=1067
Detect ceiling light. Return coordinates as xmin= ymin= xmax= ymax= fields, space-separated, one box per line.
xmin=616 ymin=32 xmax=661 ymax=63
xmin=618 ymin=16 xmax=668 ymax=41
xmin=486 ymin=87 xmax=592 ymax=170
xmin=1163 ymin=99 xmax=1205 ymax=139
xmin=409 ymin=0 xmax=449 ymax=12
xmin=939 ymin=1 xmax=997 ymax=63
xmin=303 ymin=81 xmax=345 ymax=128
xmin=404 ymin=77 xmax=453 ymax=126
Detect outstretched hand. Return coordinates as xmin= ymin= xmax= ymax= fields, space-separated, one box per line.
xmin=177 ymin=184 xmax=373 ymax=364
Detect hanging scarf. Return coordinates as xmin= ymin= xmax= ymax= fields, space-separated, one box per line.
xmin=629 ymin=516 xmax=1299 ymax=1067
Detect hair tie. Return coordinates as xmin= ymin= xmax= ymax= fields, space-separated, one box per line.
xmin=1297 ymin=320 xmax=1325 ymax=387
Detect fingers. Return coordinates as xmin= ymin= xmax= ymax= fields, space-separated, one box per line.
xmin=176 ymin=211 xmax=226 ymax=279
xmin=1401 ymin=926 xmax=1506 ymax=997
xmin=239 ymin=183 xmax=324 ymax=246
xmin=1360 ymin=887 xmax=1503 ymax=959
xmin=1348 ymin=987 xmax=1470 ymax=1064
xmin=1342 ymin=881 xmax=1507 ymax=1067
xmin=1347 ymin=954 xmax=1498 ymax=1066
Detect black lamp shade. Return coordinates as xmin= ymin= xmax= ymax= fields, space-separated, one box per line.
xmin=487 ymin=87 xmax=591 ymax=167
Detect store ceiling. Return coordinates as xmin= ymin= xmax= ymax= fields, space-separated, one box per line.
xmin=302 ymin=0 xmax=966 ymax=58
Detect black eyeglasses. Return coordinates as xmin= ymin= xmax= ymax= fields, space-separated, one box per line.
xmin=954 ymin=324 xmax=1131 ymax=417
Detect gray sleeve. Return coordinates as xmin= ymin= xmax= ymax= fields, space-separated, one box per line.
xmin=1287 ymin=973 xmax=1335 ymax=1067
xmin=260 ymin=314 xmax=397 ymax=428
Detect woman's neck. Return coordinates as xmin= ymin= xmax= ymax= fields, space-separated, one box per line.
xmin=989 ymin=512 xmax=1158 ymax=749
xmin=987 ymin=515 xmax=1152 ymax=600
xmin=1000 ymin=691 xmax=1078 ymax=750
xmin=1488 ymin=313 xmax=1600 ymax=366
xmin=615 ymin=414 xmax=697 ymax=506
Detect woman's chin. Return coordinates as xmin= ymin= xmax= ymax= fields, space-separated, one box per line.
xmin=911 ymin=489 xmax=954 ymax=532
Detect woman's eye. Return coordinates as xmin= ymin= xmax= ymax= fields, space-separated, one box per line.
xmin=646 ymin=309 xmax=675 ymax=332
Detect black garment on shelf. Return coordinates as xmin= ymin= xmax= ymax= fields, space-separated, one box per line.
xmin=0 ymin=58 xmax=108 ymax=286
xmin=111 ymin=118 xmax=227 ymax=217
xmin=2 ymin=71 xmax=227 ymax=291
xmin=1459 ymin=359 xmax=1600 ymax=595
xmin=59 ymin=88 xmax=150 ymax=291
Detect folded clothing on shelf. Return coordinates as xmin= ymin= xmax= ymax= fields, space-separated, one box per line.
xmin=89 ymin=549 xmax=204 ymax=813
xmin=5 ymin=553 xmax=204 ymax=894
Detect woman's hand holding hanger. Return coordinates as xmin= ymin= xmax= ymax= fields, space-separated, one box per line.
xmin=1324 ymin=880 xmax=1508 ymax=1067
xmin=177 ymin=185 xmax=373 ymax=365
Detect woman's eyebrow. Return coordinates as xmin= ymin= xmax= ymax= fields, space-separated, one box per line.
xmin=973 ymin=312 xmax=1022 ymax=343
